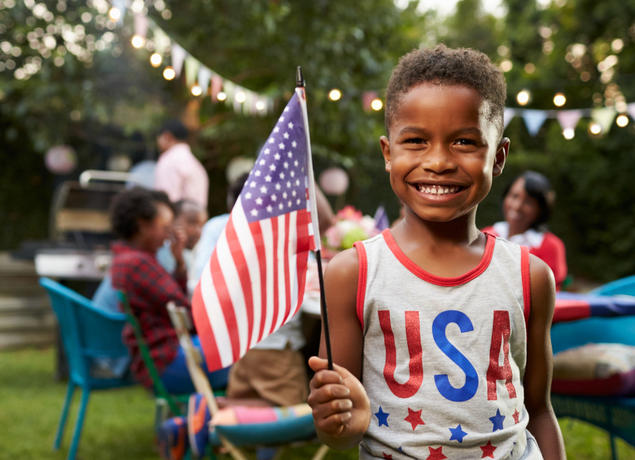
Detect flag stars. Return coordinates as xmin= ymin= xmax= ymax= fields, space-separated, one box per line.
xmin=265 ymin=175 xmax=272 ymax=182
xmin=287 ymin=121 xmax=294 ymax=128
xmin=489 ymin=409 xmax=505 ymax=432
xmin=275 ymin=184 xmax=281 ymax=190
xmin=250 ymin=209 xmax=258 ymax=217
xmin=271 ymin=194 xmax=277 ymax=202
xmin=279 ymin=172 xmax=285 ymax=179
xmin=291 ymin=140 xmax=297 ymax=148
xmin=273 ymin=126 xmax=279 ymax=133
xmin=269 ymin=164 xmax=276 ymax=171
xmin=274 ymin=153 xmax=281 ymax=160
xmin=287 ymin=151 xmax=293 ymax=158
xmin=278 ymin=142 xmax=285 ymax=150
xmin=260 ymin=186 xmax=267 ymax=194
xmin=296 ymin=198 xmax=301 ymax=205
xmin=286 ymin=181 xmax=291 ymax=188
xmin=250 ymin=181 xmax=257 ymax=188
xmin=282 ymin=192 xmax=288 ymax=199
xmin=255 ymin=198 xmax=263 ymax=205
xmin=283 ymin=162 xmax=289 ymax=169
xmin=245 ymin=192 xmax=252 ymax=199
xmin=283 ymin=132 xmax=289 ymax=139
xmin=290 ymin=171 xmax=295 ymax=177
xmin=259 ymin=159 xmax=266 ymax=165
xmin=268 ymin=138 xmax=274 ymax=144
xmin=278 ymin=203 xmax=284 ymax=210
xmin=254 ymin=170 xmax=261 ymax=177
xmin=266 ymin=205 xmax=273 ymax=213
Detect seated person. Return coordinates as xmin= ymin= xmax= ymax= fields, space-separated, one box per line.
xmin=109 ymin=187 xmax=229 ymax=393
xmin=483 ymin=170 xmax=568 ymax=289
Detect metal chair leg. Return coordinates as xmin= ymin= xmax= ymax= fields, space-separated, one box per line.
xmin=54 ymin=382 xmax=76 ymax=450
xmin=67 ymin=388 xmax=90 ymax=460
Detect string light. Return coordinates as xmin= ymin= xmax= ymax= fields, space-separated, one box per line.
xmin=553 ymin=92 xmax=566 ymax=107
xmin=191 ymin=84 xmax=202 ymax=96
xmin=616 ymin=114 xmax=629 ymax=128
xmin=149 ymin=53 xmax=162 ymax=67
xmin=216 ymin=91 xmax=227 ymax=101
xmin=162 ymin=66 xmax=175 ymax=80
xmin=516 ymin=89 xmax=531 ymax=106
xmin=130 ymin=35 xmax=145 ymax=49
xmin=328 ymin=88 xmax=342 ymax=101
xmin=255 ymin=100 xmax=266 ymax=112
xmin=370 ymin=98 xmax=383 ymax=111
xmin=588 ymin=122 xmax=602 ymax=136
xmin=235 ymin=91 xmax=246 ymax=103
xmin=562 ymin=128 xmax=575 ymax=140
xmin=108 ymin=7 xmax=121 ymax=21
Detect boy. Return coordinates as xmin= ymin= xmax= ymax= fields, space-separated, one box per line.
xmin=307 ymin=45 xmax=566 ymax=459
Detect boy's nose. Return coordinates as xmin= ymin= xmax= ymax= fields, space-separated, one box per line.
xmin=422 ymin=145 xmax=456 ymax=174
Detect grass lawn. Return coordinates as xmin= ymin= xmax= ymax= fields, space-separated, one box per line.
xmin=0 ymin=347 xmax=633 ymax=459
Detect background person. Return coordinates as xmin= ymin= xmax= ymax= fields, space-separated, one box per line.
xmin=154 ymin=119 xmax=209 ymax=209
xmin=483 ymin=170 xmax=568 ymax=289
xmin=109 ymin=187 xmax=229 ymax=394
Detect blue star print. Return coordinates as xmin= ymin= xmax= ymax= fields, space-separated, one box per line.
xmin=449 ymin=424 xmax=468 ymax=442
xmin=489 ymin=409 xmax=505 ymax=431
xmin=374 ymin=406 xmax=389 ymax=427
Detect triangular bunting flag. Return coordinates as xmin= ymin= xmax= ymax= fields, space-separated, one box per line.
xmin=198 ymin=67 xmax=212 ymax=94
xmin=185 ymin=56 xmax=199 ymax=87
xmin=521 ymin=109 xmax=548 ymax=136
xmin=171 ymin=43 xmax=186 ymax=76
xmin=591 ymin=107 xmax=616 ymax=134
xmin=503 ymin=108 xmax=515 ymax=129
xmin=627 ymin=103 xmax=635 ymax=120
xmin=556 ymin=109 xmax=583 ymax=132
xmin=134 ymin=13 xmax=148 ymax=38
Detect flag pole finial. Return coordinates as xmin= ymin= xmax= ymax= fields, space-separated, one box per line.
xmin=296 ymin=66 xmax=305 ymax=88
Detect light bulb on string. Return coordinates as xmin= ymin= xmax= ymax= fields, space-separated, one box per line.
xmin=616 ymin=114 xmax=629 ymax=128
xmin=216 ymin=91 xmax=227 ymax=101
xmin=191 ymin=84 xmax=202 ymax=96
xmin=562 ymin=128 xmax=575 ymax=140
xmin=108 ymin=7 xmax=121 ymax=22
xmin=588 ymin=122 xmax=602 ymax=136
xmin=130 ymin=35 xmax=145 ymax=49
xmin=516 ymin=89 xmax=530 ymax=106
xmin=553 ymin=92 xmax=566 ymax=107
xmin=149 ymin=53 xmax=162 ymax=67
xmin=370 ymin=98 xmax=383 ymax=111
xmin=162 ymin=66 xmax=175 ymax=80
xmin=328 ymin=88 xmax=342 ymax=101
xmin=235 ymin=91 xmax=246 ymax=103
xmin=255 ymin=100 xmax=266 ymax=112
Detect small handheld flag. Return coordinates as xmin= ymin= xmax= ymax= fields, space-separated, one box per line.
xmin=192 ymin=70 xmax=333 ymax=371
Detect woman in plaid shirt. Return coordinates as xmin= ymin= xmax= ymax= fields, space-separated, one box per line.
xmin=110 ymin=187 xmax=229 ymax=393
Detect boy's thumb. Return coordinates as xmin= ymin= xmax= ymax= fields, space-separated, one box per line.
xmin=308 ymin=356 xmax=329 ymax=372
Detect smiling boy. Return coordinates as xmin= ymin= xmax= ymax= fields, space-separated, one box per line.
xmin=308 ymin=45 xmax=565 ymax=459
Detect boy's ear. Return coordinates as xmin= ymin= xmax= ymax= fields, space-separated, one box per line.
xmin=493 ymin=137 xmax=510 ymax=177
xmin=380 ymin=135 xmax=391 ymax=172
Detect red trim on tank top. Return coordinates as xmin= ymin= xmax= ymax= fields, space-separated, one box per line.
xmin=381 ymin=229 xmax=496 ymax=287
xmin=353 ymin=241 xmax=367 ymax=330
xmin=520 ymin=246 xmax=531 ymax=325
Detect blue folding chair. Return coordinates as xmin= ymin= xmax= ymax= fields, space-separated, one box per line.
xmin=39 ymin=277 xmax=134 ymax=460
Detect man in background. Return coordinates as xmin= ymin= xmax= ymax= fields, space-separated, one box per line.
xmin=155 ymin=119 xmax=209 ymax=209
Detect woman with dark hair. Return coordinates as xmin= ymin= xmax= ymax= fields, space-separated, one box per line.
xmin=484 ymin=170 xmax=568 ymax=289
xmin=109 ymin=187 xmax=229 ymax=393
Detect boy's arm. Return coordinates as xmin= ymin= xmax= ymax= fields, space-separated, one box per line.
xmin=524 ymin=255 xmax=566 ymax=459
xmin=307 ymin=248 xmax=371 ymax=450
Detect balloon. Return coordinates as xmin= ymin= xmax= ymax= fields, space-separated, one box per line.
xmin=319 ymin=167 xmax=348 ymax=196
xmin=45 ymin=145 xmax=77 ymax=174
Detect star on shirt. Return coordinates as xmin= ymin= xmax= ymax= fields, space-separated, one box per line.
xmin=374 ymin=406 xmax=389 ymax=427
xmin=480 ymin=440 xmax=496 ymax=458
xmin=426 ymin=446 xmax=447 ymax=460
xmin=404 ymin=407 xmax=425 ymax=431
xmin=449 ymin=424 xmax=468 ymax=443
xmin=489 ymin=409 xmax=505 ymax=431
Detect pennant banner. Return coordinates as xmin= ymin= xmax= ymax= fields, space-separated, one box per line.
xmin=591 ymin=107 xmax=616 ymax=134
xmin=521 ymin=109 xmax=548 ymax=136
xmin=556 ymin=109 xmax=583 ymax=132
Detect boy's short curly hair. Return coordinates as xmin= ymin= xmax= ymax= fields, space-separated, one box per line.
xmin=385 ymin=44 xmax=506 ymax=138
xmin=110 ymin=187 xmax=174 ymax=240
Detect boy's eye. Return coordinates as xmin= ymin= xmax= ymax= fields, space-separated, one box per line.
xmin=455 ymin=138 xmax=477 ymax=146
xmin=404 ymin=137 xmax=424 ymax=144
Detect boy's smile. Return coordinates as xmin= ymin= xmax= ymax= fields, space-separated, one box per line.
xmin=380 ymin=83 xmax=508 ymax=224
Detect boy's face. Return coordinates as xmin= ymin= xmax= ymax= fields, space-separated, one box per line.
xmin=380 ymin=83 xmax=508 ymax=224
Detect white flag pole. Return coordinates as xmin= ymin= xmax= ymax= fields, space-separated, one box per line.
xmin=295 ymin=66 xmax=333 ymax=370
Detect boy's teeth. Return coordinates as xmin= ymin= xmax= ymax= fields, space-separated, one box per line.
xmin=416 ymin=184 xmax=460 ymax=194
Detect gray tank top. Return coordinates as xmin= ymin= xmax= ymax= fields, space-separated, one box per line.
xmin=354 ymin=230 xmax=542 ymax=459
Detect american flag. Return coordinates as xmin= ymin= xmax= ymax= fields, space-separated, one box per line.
xmin=192 ymin=89 xmax=317 ymax=371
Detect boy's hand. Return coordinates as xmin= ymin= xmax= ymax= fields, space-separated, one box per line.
xmin=307 ymin=356 xmax=371 ymax=449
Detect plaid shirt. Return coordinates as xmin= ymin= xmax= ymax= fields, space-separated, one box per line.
xmin=111 ymin=242 xmax=190 ymax=388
